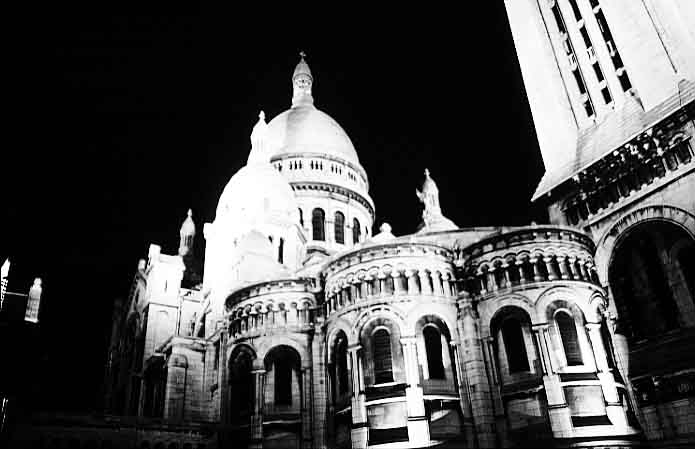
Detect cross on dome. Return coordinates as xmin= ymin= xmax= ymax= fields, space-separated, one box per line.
xmin=292 ymin=51 xmax=313 ymax=107
xmin=424 ymin=168 xmax=430 ymax=177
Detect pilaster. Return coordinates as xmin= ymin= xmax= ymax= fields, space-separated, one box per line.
xmin=401 ymin=336 xmax=430 ymax=447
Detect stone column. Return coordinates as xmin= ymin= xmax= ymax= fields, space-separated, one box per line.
xmin=516 ymin=260 xmax=526 ymax=284
xmin=477 ymin=270 xmax=488 ymax=295
xmin=311 ymin=331 xmax=327 ymax=449
xmin=579 ymin=261 xmax=590 ymax=281
xmin=401 ymin=336 xmax=430 ymax=446
xmin=501 ymin=263 xmax=512 ymax=288
xmin=530 ymin=257 xmax=543 ymax=282
xmin=219 ymin=332 xmax=229 ymax=425
xmin=487 ymin=267 xmax=498 ymax=292
xmin=407 ymin=269 xmax=418 ymax=295
xmin=349 ymin=345 xmax=368 ymax=449
xmin=567 ymin=257 xmax=579 ymax=280
xmin=451 ymin=341 xmax=476 ymax=448
xmin=586 ymin=323 xmax=627 ymax=427
xmin=250 ymin=368 xmax=266 ymax=449
xmin=301 ymin=365 xmax=314 ymax=449
xmin=419 ymin=270 xmax=432 ymax=295
xmin=457 ymin=296 xmax=496 ymax=448
xmin=393 ymin=271 xmax=404 ymax=295
xmin=557 ymin=256 xmax=570 ymax=280
xmin=544 ymin=256 xmax=558 ymax=281
xmin=532 ymin=324 xmax=570 ymax=437
xmin=430 ymin=271 xmax=440 ymax=296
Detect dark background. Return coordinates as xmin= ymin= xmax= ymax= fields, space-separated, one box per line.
xmin=1 ymin=3 xmax=545 ymax=413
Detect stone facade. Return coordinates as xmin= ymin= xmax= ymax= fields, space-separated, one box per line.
xmin=9 ymin=4 xmax=695 ymax=446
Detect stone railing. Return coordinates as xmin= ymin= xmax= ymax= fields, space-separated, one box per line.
xmin=455 ymin=226 xmax=600 ymax=297
xmin=225 ymin=278 xmax=318 ymax=339
xmin=323 ymin=242 xmax=456 ymax=317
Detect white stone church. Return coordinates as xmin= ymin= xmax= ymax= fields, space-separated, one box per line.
xmin=10 ymin=1 xmax=695 ymax=448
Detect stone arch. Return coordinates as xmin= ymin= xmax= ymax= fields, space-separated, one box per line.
xmin=535 ymin=285 xmax=594 ymax=324
xmin=353 ymin=305 xmax=407 ymax=338
xmin=595 ymin=205 xmax=695 ymax=285
xmin=544 ymin=299 xmax=593 ymax=370
xmin=414 ymin=314 xmax=455 ymax=382
xmin=359 ymin=314 xmax=405 ymax=386
xmin=489 ymin=305 xmax=536 ymax=378
xmin=405 ymin=302 xmax=458 ymax=341
xmin=587 ymin=291 xmax=609 ymax=323
xmin=479 ymin=293 xmax=534 ymax=335
xmin=255 ymin=335 xmax=307 ymax=364
xmin=326 ymin=316 xmax=356 ymax=351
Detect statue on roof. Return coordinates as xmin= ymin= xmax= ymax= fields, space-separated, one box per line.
xmin=416 ymin=168 xmax=458 ymax=233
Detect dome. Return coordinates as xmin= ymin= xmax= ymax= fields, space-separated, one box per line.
xmin=266 ymin=105 xmax=361 ymax=165
xmin=216 ymin=162 xmax=298 ymax=224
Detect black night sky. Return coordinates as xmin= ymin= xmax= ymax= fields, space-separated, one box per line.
xmin=2 ymin=3 xmax=545 ymax=413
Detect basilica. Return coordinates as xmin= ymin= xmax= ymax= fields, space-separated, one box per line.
xmin=8 ymin=1 xmax=695 ymax=448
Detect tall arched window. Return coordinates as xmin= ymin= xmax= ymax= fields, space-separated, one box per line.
xmin=334 ymin=212 xmax=345 ymax=244
xmin=501 ymin=318 xmax=529 ymax=373
xmin=556 ymin=311 xmax=583 ymax=366
xmin=312 ymin=208 xmax=325 ymax=241
xmin=423 ymin=326 xmax=445 ymax=379
xmin=298 ymin=208 xmax=304 ymax=227
xmin=353 ymin=218 xmax=361 ymax=244
xmin=278 ymin=238 xmax=284 ymax=264
xmin=275 ymin=359 xmax=292 ymax=406
xmin=373 ymin=329 xmax=394 ymax=384
xmin=336 ymin=336 xmax=349 ymax=395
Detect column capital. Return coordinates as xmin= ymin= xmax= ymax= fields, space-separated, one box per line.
xmin=348 ymin=343 xmax=362 ymax=352
xmin=531 ymin=322 xmax=549 ymax=330
xmin=400 ymin=336 xmax=418 ymax=346
xmin=251 ymin=368 xmax=267 ymax=375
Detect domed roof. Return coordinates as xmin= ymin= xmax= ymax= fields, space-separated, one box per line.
xmin=266 ymin=105 xmax=360 ymax=165
xmin=216 ymin=162 xmax=298 ymax=224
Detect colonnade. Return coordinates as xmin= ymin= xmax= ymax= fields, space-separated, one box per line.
xmin=325 ymin=268 xmax=455 ymax=315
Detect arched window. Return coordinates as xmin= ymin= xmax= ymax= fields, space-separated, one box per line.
xmin=335 ymin=212 xmax=345 ymax=244
xmin=278 ymin=238 xmax=284 ymax=264
xmin=609 ymin=222 xmax=691 ymax=339
xmin=353 ymin=218 xmax=361 ymax=244
xmin=229 ymin=351 xmax=254 ymax=419
xmin=312 ymin=208 xmax=325 ymax=241
xmin=275 ymin=359 xmax=292 ymax=406
xmin=373 ymin=329 xmax=394 ymax=384
xmin=501 ymin=318 xmax=530 ymax=373
xmin=556 ymin=311 xmax=583 ymax=366
xmin=423 ymin=326 xmax=445 ymax=379
xmin=336 ymin=335 xmax=349 ymax=395
xmin=299 ymin=208 xmax=304 ymax=227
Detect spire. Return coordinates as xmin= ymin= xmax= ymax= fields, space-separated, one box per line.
xmin=292 ymin=51 xmax=314 ymax=108
xmin=179 ymin=209 xmax=196 ymax=256
xmin=415 ymin=168 xmax=457 ymax=233
xmin=247 ymin=110 xmax=271 ymax=164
